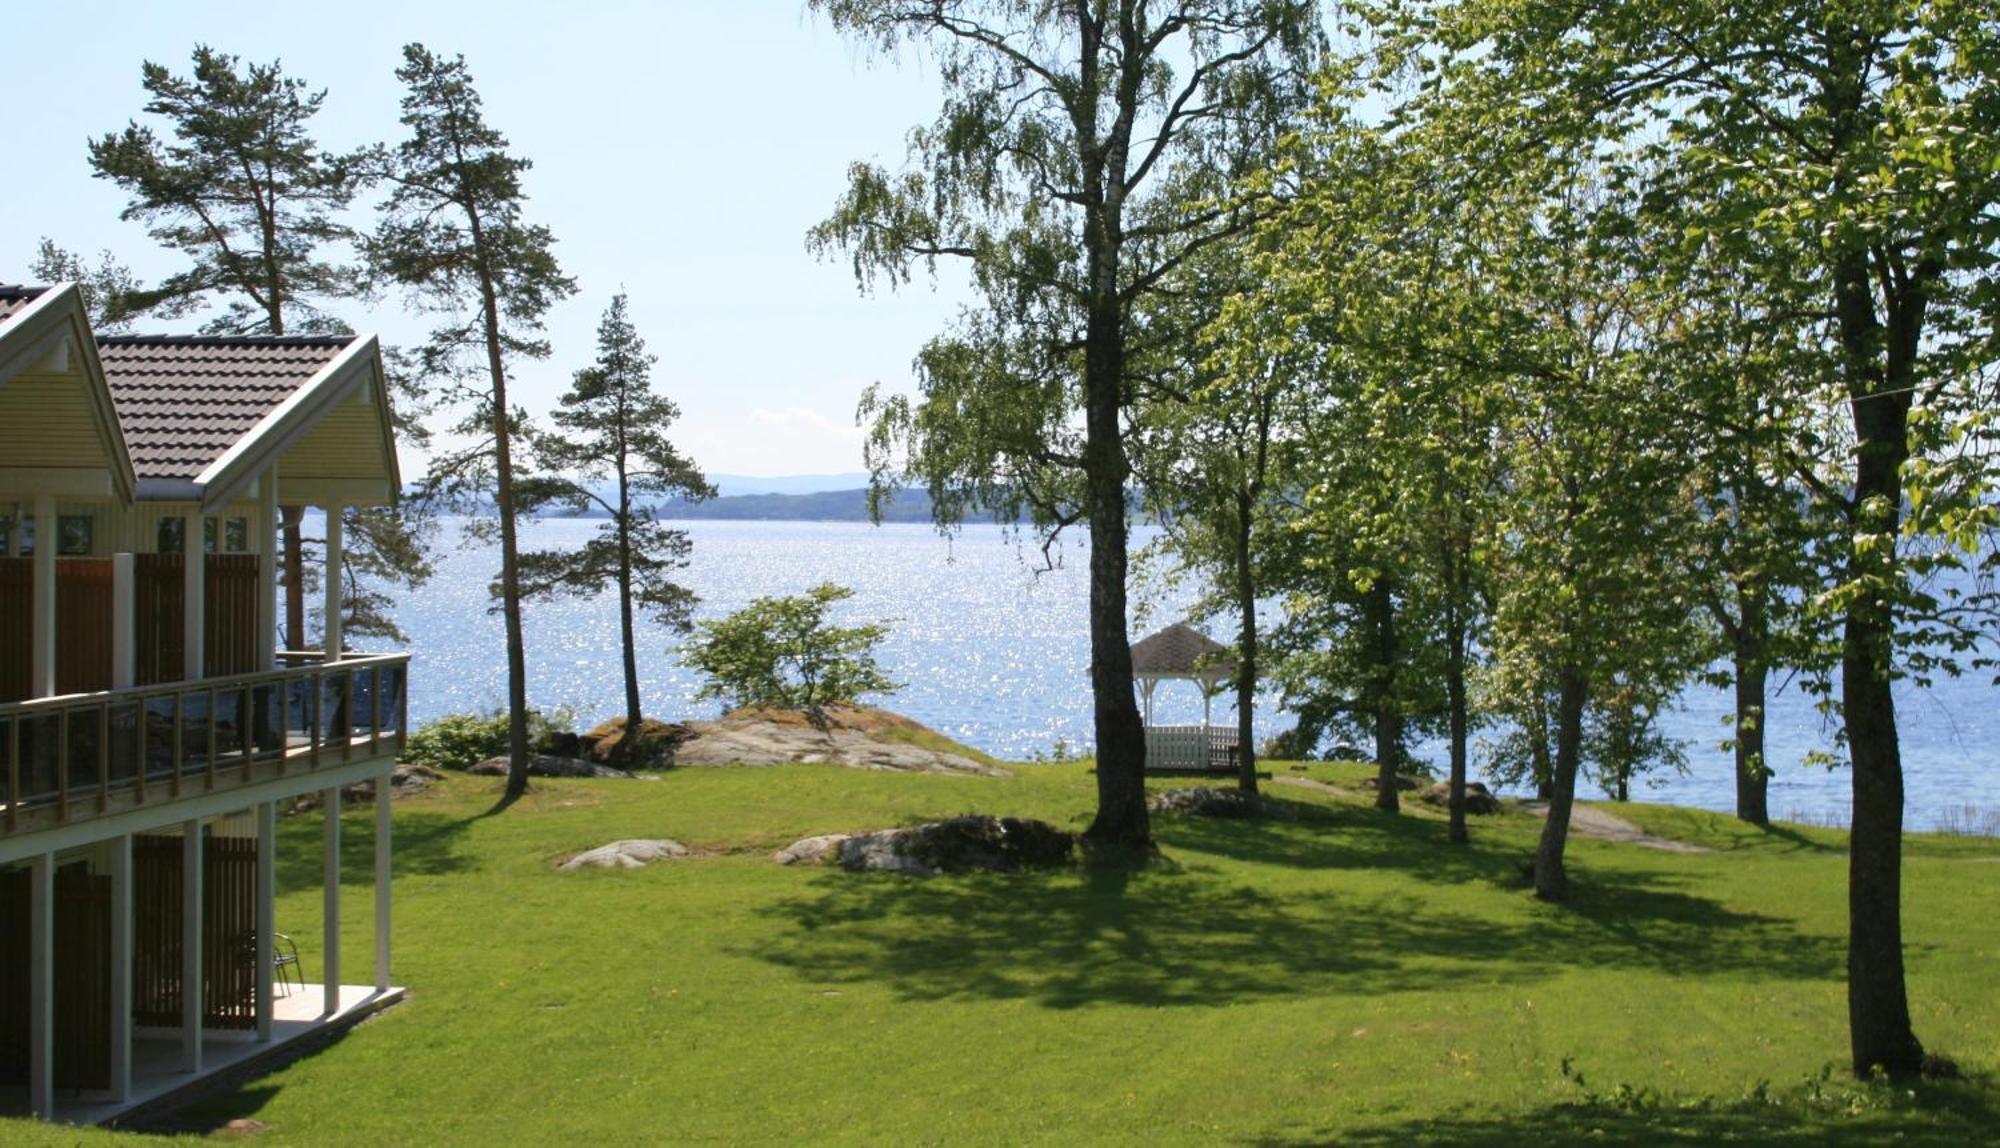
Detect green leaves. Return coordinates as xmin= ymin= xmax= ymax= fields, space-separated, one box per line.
xmin=681 ymin=584 xmax=900 ymax=717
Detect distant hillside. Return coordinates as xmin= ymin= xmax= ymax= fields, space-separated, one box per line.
xmin=706 ymin=472 xmax=872 ymax=497
xmin=654 ymin=487 xmax=934 ymax=522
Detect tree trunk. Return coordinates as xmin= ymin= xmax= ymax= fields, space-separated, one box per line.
xmin=282 ymin=507 xmax=305 ymax=651
xmin=1733 ymin=593 xmax=1770 ymax=827
xmin=1079 ymin=294 xmax=1148 ymax=852
xmin=1444 ymin=557 xmax=1470 ymax=845
xmin=1533 ymin=666 xmax=1588 ymax=902
xmin=1836 ymin=254 xmax=1926 ymax=1078
xmin=468 ymin=220 xmax=532 ymax=801
xmin=1368 ymin=577 xmax=1401 ymax=813
xmin=1233 ymin=490 xmax=1258 ymax=794
xmin=617 ymin=473 xmax=642 ymax=766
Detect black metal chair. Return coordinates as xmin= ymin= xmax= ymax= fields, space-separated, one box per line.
xmin=272 ymin=932 xmax=305 ymax=997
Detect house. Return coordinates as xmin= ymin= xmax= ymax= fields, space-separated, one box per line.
xmin=0 ymin=282 xmax=408 ymax=1125
xmin=1131 ymin=622 xmax=1241 ymax=773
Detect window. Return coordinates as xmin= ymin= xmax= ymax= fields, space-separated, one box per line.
xmin=157 ymin=515 xmax=253 ymax=554
xmin=57 ymin=515 xmax=93 ymax=556
xmin=4 ymin=515 xmax=33 ymax=556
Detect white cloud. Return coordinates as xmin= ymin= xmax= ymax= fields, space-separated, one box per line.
xmin=690 ymin=405 xmax=867 ymax=475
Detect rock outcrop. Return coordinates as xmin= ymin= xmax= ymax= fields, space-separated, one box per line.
xmin=1148 ymin=786 xmax=1299 ymax=821
xmin=1417 ymin=780 xmax=1503 ymax=815
xmin=674 ymin=706 xmax=1006 ymax=777
xmin=559 ymin=839 xmax=690 ymax=871
xmin=776 ymin=816 xmax=1073 ymax=876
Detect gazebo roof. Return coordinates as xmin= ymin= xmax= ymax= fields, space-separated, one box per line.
xmin=1131 ymin=622 xmax=1236 ymax=681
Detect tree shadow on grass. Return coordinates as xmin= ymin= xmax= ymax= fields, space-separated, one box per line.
xmin=1152 ymin=804 xmax=1528 ymax=888
xmin=749 ymin=854 xmax=1844 ymax=1010
xmin=1246 ymin=1076 xmax=2000 ymax=1147
xmin=272 ymin=809 xmax=479 ymax=896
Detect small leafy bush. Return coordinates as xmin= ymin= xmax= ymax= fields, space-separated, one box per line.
xmin=680 ymin=583 xmax=897 ymax=719
xmin=405 ymin=707 xmax=575 ymax=770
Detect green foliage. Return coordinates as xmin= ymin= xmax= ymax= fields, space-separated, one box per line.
xmin=814 ymin=1 xmax=1327 ymax=840
xmin=517 ymin=294 xmax=712 ymax=633
xmin=87 ymin=44 xmax=366 ymax=334
xmin=369 ymin=43 xmax=576 ymax=797
xmin=403 ymin=706 xmax=575 ymax=771
xmin=681 ymin=583 xmax=898 ymax=717
xmin=27 ymin=240 xmax=140 ymax=333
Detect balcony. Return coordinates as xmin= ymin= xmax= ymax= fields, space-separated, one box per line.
xmin=0 ymin=653 xmax=408 ymax=840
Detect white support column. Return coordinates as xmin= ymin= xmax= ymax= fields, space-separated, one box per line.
xmin=375 ymin=768 xmax=392 ymax=992
xmin=112 ymin=552 xmax=137 ymax=690
xmin=323 ymin=787 xmax=341 ymax=1017
xmin=181 ymin=819 xmax=204 ymax=1074
xmin=27 ymin=851 xmax=53 ymax=1120
xmin=256 ymin=802 xmax=276 ymax=1040
xmin=30 ymin=492 xmax=55 ymax=698
xmin=1201 ymin=687 xmax=1213 ymax=733
xmin=322 ymin=506 xmax=343 ymax=662
xmin=182 ymin=510 xmax=205 ymax=682
xmin=109 ymin=833 xmax=133 ymax=1102
xmin=1141 ymin=680 xmax=1156 ymax=727
xmin=257 ymin=477 xmax=279 ymax=672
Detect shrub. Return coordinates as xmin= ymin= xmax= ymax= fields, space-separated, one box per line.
xmin=405 ymin=707 xmax=575 ymax=771
xmin=680 ymin=583 xmax=897 ymax=720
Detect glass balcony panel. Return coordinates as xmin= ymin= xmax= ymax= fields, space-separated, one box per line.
xmin=143 ymin=695 xmax=178 ymax=783
xmin=65 ymin=708 xmax=102 ymax=795
xmin=108 ymin=701 xmax=142 ymax=786
xmin=180 ymin=690 xmax=211 ymax=774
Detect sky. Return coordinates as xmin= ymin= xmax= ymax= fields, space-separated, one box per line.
xmin=0 ymin=1 xmax=974 ymax=477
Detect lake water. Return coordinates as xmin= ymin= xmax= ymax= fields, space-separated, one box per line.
xmin=389 ymin=518 xmax=1997 ymax=829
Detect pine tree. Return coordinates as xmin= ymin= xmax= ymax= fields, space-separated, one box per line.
xmin=518 ymin=295 xmax=713 ymax=761
xmin=368 ymin=44 xmax=576 ymax=802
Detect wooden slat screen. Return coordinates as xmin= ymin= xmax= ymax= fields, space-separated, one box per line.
xmin=133 ymin=832 xmax=260 ymax=1030
xmin=0 ymin=865 xmax=114 ymax=1090
xmin=0 ymin=866 xmax=25 ymax=1083
xmin=56 ymin=559 xmax=113 ymax=696
xmin=205 ymin=555 xmax=261 ymax=679
xmin=204 ymin=836 xmax=258 ymax=1030
xmin=134 ymin=555 xmax=183 ymax=688
xmin=0 ymin=559 xmax=32 ymax=704
xmin=55 ymin=868 xmax=111 ymax=1089
xmin=133 ymin=835 xmax=182 ymax=1027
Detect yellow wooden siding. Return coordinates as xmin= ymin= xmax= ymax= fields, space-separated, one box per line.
xmin=275 ymin=400 xmax=391 ymax=482
xmin=0 ymin=374 xmax=118 ymax=468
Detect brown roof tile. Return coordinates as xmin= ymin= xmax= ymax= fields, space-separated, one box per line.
xmin=0 ymin=285 xmax=49 ymax=324
xmin=96 ymin=335 xmax=358 ymax=481
xmin=1131 ymin=622 xmax=1235 ymax=679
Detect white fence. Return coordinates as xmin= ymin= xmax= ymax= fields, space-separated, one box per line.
xmin=1144 ymin=725 xmax=1239 ymax=773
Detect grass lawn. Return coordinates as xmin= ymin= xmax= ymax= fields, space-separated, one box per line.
xmin=15 ymin=760 xmax=1999 ymax=1145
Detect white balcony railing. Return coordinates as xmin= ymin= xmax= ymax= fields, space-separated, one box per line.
xmin=0 ymin=653 xmax=409 ymax=834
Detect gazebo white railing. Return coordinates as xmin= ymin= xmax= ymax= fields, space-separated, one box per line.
xmin=1131 ymin=622 xmax=1240 ymax=774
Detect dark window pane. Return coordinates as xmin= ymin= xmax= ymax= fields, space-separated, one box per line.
xmin=58 ymin=515 xmax=92 ymax=556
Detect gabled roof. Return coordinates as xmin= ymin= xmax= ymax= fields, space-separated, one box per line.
xmin=1131 ymin=622 xmax=1236 ymax=681
xmin=0 ymin=284 xmax=49 ymax=323
xmin=0 ymin=282 xmax=400 ymax=509
xmin=98 ymin=335 xmax=358 ymax=483
xmin=0 ymin=284 xmax=136 ymax=502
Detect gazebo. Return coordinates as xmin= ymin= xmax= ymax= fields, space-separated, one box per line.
xmin=1130 ymin=622 xmax=1240 ymax=773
